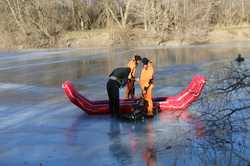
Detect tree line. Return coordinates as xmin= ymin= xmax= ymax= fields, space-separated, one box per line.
xmin=1 ymin=0 xmax=250 ymax=48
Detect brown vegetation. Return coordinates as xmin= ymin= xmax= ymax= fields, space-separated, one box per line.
xmin=1 ymin=0 xmax=250 ymax=49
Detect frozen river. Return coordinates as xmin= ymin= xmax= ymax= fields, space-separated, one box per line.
xmin=1 ymin=42 xmax=250 ymax=166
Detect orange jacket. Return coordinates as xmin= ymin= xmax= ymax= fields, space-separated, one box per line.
xmin=140 ymin=62 xmax=154 ymax=90
xmin=128 ymin=58 xmax=137 ymax=79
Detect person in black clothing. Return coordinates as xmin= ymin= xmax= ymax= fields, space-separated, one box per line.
xmin=106 ymin=67 xmax=131 ymax=117
xmin=235 ymin=53 xmax=245 ymax=64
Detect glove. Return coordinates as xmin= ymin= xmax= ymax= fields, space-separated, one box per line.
xmin=149 ymin=79 xmax=153 ymax=84
xmin=120 ymin=79 xmax=127 ymax=88
xmin=143 ymin=86 xmax=148 ymax=95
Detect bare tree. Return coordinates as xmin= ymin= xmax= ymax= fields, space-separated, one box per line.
xmin=105 ymin=0 xmax=133 ymax=30
xmin=1 ymin=0 xmax=250 ymax=48
xmin=4 ymin=0 xmax=27 ymax=35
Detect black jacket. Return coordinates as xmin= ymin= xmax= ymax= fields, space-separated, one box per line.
xmin=109 ymin=67 xmax=131 ymax=87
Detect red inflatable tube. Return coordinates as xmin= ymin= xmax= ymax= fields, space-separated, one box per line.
xmin=63 ymin=75 xmax=206 ymax=114
xmin=159 ymin=75 xmax=206 ymax=110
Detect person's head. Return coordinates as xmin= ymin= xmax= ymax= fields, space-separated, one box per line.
xmin=142 ymin=58 xmax=149 ymax=69
xmin=134 ymin=54 xmax=141 ymax=64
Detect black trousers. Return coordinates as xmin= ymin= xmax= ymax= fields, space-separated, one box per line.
xmin=106 ymin=79 xmax=120 ymax=116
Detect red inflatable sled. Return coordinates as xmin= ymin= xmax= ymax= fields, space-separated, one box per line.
xmin=63 ymin=75 xmax=206 ymax=115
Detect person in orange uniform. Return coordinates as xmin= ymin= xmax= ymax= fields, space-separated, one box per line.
xmin=124 ymin=55 xmax=141 ymax=99
xmin=140 ymin=58 xmax=154 ymax=117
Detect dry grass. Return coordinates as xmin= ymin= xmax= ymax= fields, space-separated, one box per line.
xmin=208 ymin=28 xmax=250 ymax=43
xmin=55 ymin=26 xmax=250 ymax=49
xmin=59 ymin=29 xmax=112 ymax=48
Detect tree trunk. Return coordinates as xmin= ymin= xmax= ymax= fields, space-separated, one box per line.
xmin=122 ymin=0 xmax=131 ymax=28
xmin=71 ymin=0 xmax=77 ymax=30
xmin=229 ymin=0 xmax=233 ymax=25
xmin=143 ymin=0 xmax=149 ymax=31
xmin=241 ymin=0 xmax=245 ymax=23
xmin=107 ymin=0 xmax=133 ymax=30
xmin=107 ymin=7 xmax=123 ymax=29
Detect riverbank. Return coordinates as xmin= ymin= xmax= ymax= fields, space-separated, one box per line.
xmin=58 ymin=27 xmax=250 ymax=48
xmin=1 ymin=27 xmax=250 ymax=51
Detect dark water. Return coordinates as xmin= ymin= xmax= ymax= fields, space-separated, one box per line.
xmin=0 ymin=42 xmax=250 ymax=166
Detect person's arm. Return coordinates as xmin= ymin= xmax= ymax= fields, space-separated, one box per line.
xmin=131 ymin=63 xmax=137 ymax=79
xmin=120 ymin=77 xmax=128 ymax=88
xmin=143 ymin=66 xmax=154 ymax=94
xmin=128 ymin=60 xmax=136 ymax=80
xmin=120 ymin=67 xmax=131 ymax=88
xmin=145 ymin=68 xmax=154 ymax=87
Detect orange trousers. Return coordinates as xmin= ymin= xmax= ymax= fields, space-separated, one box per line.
xmin=142 ymin=84 xmax=154 ymax=115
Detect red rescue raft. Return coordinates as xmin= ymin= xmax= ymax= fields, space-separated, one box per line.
xmin=63 ymin=75 xmax=206 ymax=115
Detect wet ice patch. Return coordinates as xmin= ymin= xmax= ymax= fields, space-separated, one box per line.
xmin=0 ymin=82 xmax=61 ymax=95
xmin=154 ymin=86 xmax=181 ymax=96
